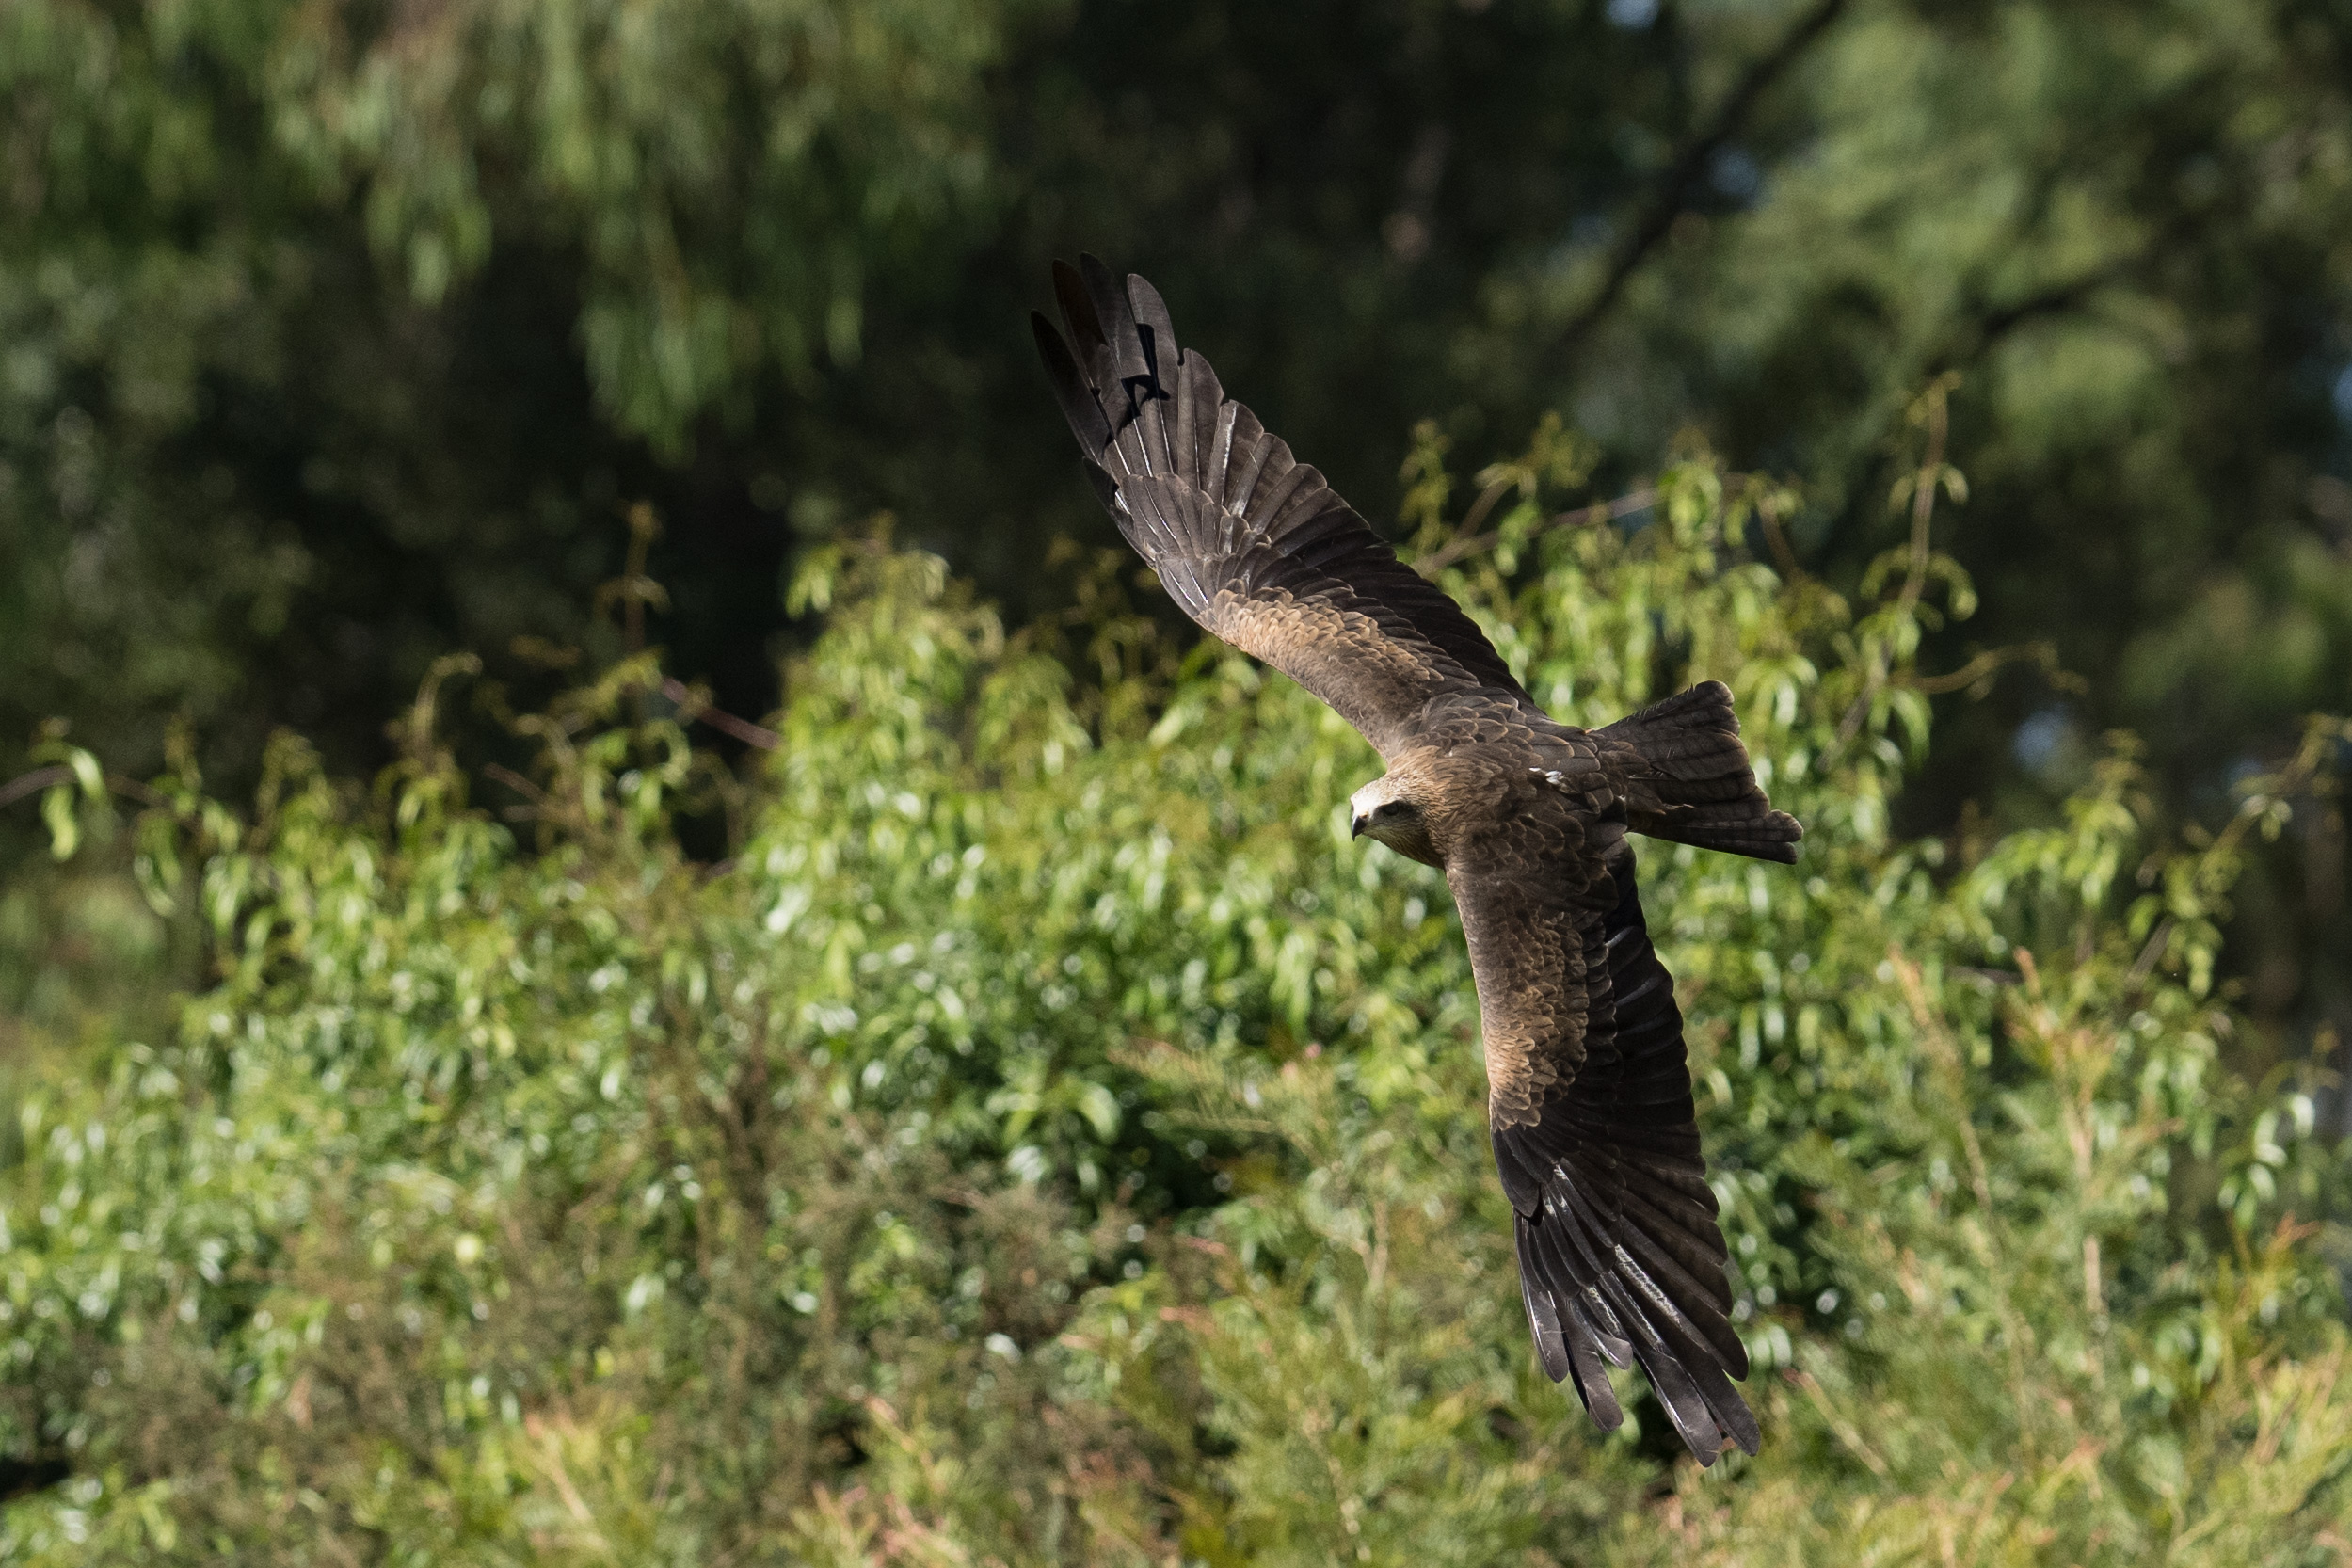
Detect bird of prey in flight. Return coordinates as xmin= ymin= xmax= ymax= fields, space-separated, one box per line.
xmin=1032 ymin=258 xmax=1800 ymax=1465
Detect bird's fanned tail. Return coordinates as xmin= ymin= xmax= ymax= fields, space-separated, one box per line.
xmin=1599 ymin=680 xmax=1802 ymax=864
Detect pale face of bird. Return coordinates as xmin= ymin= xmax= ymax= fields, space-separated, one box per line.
xmin=1349 ymin=777 xmax=1443 ymax=867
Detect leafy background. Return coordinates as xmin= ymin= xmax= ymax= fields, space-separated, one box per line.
xmin=4 ymin=0 xmax=2352 ymax=1560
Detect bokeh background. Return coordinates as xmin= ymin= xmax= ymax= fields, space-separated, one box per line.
xmin=4 ymin=0 xmax=2352 ymax=1561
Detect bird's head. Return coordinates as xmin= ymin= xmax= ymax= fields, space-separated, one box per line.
xmin=1349 ymin=776 xmax=1441 ymax=867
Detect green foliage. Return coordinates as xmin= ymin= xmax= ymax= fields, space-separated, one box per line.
xmin=3 ymin=431 xmax=2347 ymax=1561
xmin=0 ymin=0 xmax=1047 ymax=773
xmin=8 ymin=0 xmax=2350 ymax=886
xmin=3 ymin=0 xmax=1031 ymax=442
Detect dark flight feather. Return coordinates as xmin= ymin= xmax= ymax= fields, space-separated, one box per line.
xmin=1032 ymin=256 xmax=1530 ymax=759
xmin=1479 ymin=839 xmax=1759 ymax=1463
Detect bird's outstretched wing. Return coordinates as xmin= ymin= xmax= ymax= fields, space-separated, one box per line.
xmin=1448 ymin=825 xmax=1757 ymax=1465
xmin=1033 ymin=257 xmax=1528 ymax=760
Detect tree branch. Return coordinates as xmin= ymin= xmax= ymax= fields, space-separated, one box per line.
xmin=0 ymin=765 xmax=68 ymax=811
xmin=1904 ymin=640 xmax=2081 ymax=697
xmin=1931 ymin=256 xmax=2143 ymax=377
xmin=0 ymin=764 xmax=164 ymax=811
xmin=1414 ymin=485 xmax=1661 ymax=577
xmin=660 ymin=678 xmax=780 ymax=753
xmin=1556 ymin=0 xmax=1851 ymax=360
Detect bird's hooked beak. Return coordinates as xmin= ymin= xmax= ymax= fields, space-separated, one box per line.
xmin=1350 ymin=811 xmax=1368 ymax=840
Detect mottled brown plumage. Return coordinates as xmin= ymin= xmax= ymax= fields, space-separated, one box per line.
xmin=1034 ymin=258 xmax=1802 ymax=1464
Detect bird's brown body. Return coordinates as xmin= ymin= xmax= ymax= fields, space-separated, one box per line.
xmin=1034 ymin=258 xmax=1800 ymax=1465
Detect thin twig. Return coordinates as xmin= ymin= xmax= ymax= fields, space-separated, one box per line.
xmin=1835 ymin=376 xmax=1957 ymax=746
xmin=1786 ymin=1367 xmax=1892 ymax=1478
xmin=2124 ymin=917 xmax=2175 ymax=993
xmin=482 ymin=763 xmax=550 ymax=807
xmin=106 ymin=775 xmax=163 ymax=808
xmin=1904 ymin=640 xmax=2078 ymax=696
xmin=660 ymin=678 xmax=781 ymax=752
xmin=1896 ymin=952 xmax=1995 ymax=1219
xmin=621 ymin=503 xmax=660 ymax=656
xmin=0 ymin=764 xmax=164 ymax=811
xmin=0 ymin=765 xmax=69 ymax=810
xmin=1453 ymin=475 xmax=1517 ymax=543
xmin=1757 ymin=492 xmax=1803 ymax=579
xmin=1414 ymin=486 xmax=1661 ymax=577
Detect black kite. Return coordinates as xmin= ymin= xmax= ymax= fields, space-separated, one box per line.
xmin=1034 ymin=259 xmax=1801 ymax=1464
